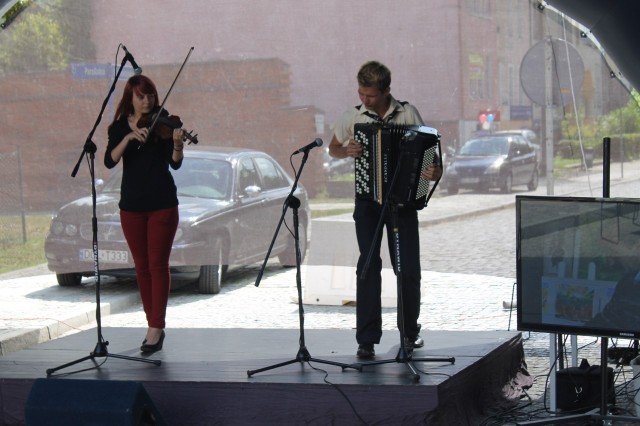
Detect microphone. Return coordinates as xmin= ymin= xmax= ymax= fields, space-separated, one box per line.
xmin=292 ymin=138 xmax=323 ymax=155
xmin=122 ymin=45 xmax=142 ymax=75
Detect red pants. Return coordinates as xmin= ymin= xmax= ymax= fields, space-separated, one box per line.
xmin=120 ymin=207 xmax=179 ymax=329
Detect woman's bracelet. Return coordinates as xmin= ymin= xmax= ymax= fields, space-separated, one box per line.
xmin=173 ymin=145 xmax=184 ymax=151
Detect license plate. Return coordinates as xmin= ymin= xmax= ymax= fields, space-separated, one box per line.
xmin=461 ymin=177 xmax=480 ymax=184
xmin=80 ymin=248 xmax=129 ymax=264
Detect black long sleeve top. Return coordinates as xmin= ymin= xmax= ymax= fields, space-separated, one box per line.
xmin=104 ymin=118 xmax=183 ymax=212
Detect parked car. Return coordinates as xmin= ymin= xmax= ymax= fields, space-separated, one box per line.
xmin=322 ymin=149 xmax=354 ymax=178
xmin=443 ymin=134 xmax=538 ymax=195
xmin=44 ymin=147 xmax=310 ymax=294
xmin=493 ymin=129 xmax=543 ymax=171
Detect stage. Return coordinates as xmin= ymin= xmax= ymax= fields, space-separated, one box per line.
xmin=0 ymin=327 xmax=523 ymax=425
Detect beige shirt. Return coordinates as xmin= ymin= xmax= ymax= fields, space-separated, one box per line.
xmin=331 ymin=96 xmax=425 ymax=146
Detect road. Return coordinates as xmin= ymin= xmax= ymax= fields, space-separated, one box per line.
xmin=424 ymin=176 xmax=639 ymax=279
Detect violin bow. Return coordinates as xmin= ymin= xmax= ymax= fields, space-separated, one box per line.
xmin=146 ymin=46 xmax=195 ymax=141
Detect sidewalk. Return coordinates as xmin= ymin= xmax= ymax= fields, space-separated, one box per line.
xmin=1 ymin=160 xmax=639 ymax=356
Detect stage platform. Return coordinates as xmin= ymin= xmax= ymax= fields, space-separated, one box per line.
xmin=0 ymin=327 xmax=523 ymax=425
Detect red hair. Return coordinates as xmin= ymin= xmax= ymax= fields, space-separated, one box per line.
xmin=109 ymin=75 xmax=160 ymax=128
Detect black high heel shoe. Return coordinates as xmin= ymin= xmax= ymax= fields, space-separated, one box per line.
xmin=140 ymin=330 xmax=165 ymax=354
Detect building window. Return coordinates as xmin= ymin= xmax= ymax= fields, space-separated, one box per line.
xmin=467 ymin=0 xmax=490 ymax=17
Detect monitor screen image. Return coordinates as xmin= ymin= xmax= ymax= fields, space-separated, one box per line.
xmin=516 ymin=195 xmax=640 ymax=339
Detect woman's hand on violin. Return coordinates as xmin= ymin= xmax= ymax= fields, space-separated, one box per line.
xmin=173 ymin=128 xmax=185 ymax=150
xmin=172 ymin=129 xmax=185 ymax=158
xmin=128 ymin=126 xmax=149 ymax=144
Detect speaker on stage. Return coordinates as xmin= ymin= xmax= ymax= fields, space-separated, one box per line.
xmin=25 ymin=378 xmax=166 ymax=426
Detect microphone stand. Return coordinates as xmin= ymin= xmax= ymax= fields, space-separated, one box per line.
xmin=247 ymin=147 xmax=359 ymax=377
xmin=46 ymin=54 xmax=161 ymax=376
xmin=351 ymin=132 xmax=454 ymax=381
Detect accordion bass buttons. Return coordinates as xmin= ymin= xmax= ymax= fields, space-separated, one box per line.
xmin=354 ymin=129 xmax=372 ymax=195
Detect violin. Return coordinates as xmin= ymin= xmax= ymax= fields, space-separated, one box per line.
xmin=137 ymin=107 xmax=199 ymax=145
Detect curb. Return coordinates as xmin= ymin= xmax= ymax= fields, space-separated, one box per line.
xmin=419 ymin=202 xmax=514 ymax=228
xmin=0 ymin=291 xmax=140 ymax=356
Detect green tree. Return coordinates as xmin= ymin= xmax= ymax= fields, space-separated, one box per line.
xmin=560 ymin=106 xmax=598 ymax=147
xmin=560 ymin=90 xmax=640 ymax=161
xmin=562 ymin=90 xmax=640 ymax=145
xmin=0 ymin=9 xmax=68 ymax=72
xmin=0 ymin=0 xmax=94 ymax=74
xmin=596 ymin=90 xmax=640 ymax=137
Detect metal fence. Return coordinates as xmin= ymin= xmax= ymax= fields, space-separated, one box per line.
xmin=0 ymin=146 xmax=27 ymax=244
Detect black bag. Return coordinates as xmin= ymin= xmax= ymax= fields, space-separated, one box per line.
xmin=555 ymin=359 xmax=615 ymax=411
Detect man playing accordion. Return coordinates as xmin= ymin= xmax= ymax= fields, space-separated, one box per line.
xmin=328 ymin=60 xmax=443 ymax=359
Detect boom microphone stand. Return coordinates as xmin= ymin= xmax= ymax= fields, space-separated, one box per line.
xmin=247 ymin=143 xmax=358 ymax=377
xmin=353 ymin=132 xmax=454 ymax=382
xmin=46 ymin=50 xmax=160 ymax=376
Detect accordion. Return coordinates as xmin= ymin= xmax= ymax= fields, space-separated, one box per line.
xmin=354 ymin=123 xmax=440 ymax=210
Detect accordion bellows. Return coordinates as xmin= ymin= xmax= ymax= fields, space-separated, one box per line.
xmin=354 ymin=123 xmax=440 ymax=210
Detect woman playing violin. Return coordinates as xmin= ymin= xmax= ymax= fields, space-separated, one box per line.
xmin=104 ymin=74 xmax=186 ymax=354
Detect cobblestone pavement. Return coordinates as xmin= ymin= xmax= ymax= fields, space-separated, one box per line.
xmin=1 ymin=160 xmax=640 ymax=424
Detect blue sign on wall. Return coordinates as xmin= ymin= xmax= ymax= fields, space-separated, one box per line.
xmin=71 ymin=63 xmax=135 ymax=80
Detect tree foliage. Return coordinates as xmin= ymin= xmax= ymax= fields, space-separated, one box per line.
xmin=594 ymin=90 xmax=640 ymax=140
xmin=0 ymin=0 xmax=94 ymax=74
xmin=562 ymin=89 xmax=640 ymax=146
xmin=0 ymin=12 xmax=67 ymax=72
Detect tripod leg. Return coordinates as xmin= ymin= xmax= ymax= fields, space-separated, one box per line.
xmin=46 ymin=349 xmax=162 ymax=376
xmin=247 ymin=359 xmax=301 ymax=377
xmin=109 ymin=353 xmax=162 ymax=365
xmin=46 ymin=354 xmax=95 ymax=376
xmin=404 ymin=361 xmax=420 ymax=381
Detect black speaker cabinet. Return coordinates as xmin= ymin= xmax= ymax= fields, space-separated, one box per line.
xmin=556 ymin=362 xmax=615 ymax=412
xmin=25 ymin=379 xmax=166 ymax=426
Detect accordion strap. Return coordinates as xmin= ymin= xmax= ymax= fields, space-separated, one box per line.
xmin=355 ymin=101 xmax=408 ymax=124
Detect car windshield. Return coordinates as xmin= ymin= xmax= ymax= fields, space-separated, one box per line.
xmin=459 ymin=137 xmax=509 ymax=156
xmin=173 ymin=159 xmax=231 ymax=199
xmin=100 ymin=158 xmax=232 ymax=200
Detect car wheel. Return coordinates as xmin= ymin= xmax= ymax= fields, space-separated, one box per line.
xmin=198 ymin=237 xmax=227 ymax=294
xmin=56 ymin=273 xmax=82 ymax=287
xmin=527 ymin=169 xmax=539 ymax=191
xmin=500 ymin=173 xmax=513 ymax=193
xmin=278 ymin=220 xmax=307 ymax=267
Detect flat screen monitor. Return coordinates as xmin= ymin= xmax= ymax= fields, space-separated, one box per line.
xmin=516 ymin=195 xmax=640 ymax=339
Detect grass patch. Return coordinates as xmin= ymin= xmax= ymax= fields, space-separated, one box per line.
xmin=0 ymin=214 xmax=50 ymax=274
xmin=309 ymin=196 xmax=353 ymax=219
xmin=554 ymin=156 xmax=583 ymax=170
xmin=328 ymin=173 xmax=355 ymax=182
xmin=309 ymin=196 xmax=352 ymax=204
